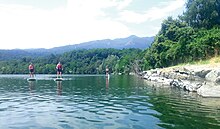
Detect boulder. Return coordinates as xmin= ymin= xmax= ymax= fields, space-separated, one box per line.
xmin=197 ymin=84 xmax=220 ymax=97
xmin=205 ymin=70 xmax=220 ymax=81
xmin=194 ymin=69 xmax=212 ymax=78
xmin=215 ymin=76 xmax=220 ymax=84
xmin=183 ymin=81 xmax=203 ymax=92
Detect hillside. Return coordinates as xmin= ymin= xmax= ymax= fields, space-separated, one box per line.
xmin=0 ymin=35 xmax=154 ymax=60
xmin=0 ymin=48 xmax=142 ymax=74
xmin=0 ymin=49 xmax=33 ymax=61
xmin=26 ymin=35 xmax=154 ymax=54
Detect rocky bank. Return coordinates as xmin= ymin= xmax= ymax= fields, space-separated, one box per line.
xmin=142 ymin=63 xmax=220 ymax=97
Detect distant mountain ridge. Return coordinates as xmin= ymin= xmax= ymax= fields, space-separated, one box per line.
xmin=27 ymin=35 xmax=154 ymax=54
xmin=0 ymin=35 xmax=154 ymax=60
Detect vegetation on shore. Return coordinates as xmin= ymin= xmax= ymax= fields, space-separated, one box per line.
xmin=141 ymin=0 xmax=220 ymax=70
xmin=158 ymin=56 xmax=220 ymax=74
xmin=182 ymin=56 xmax=220 ymax=65
xmin=0 ymin=48 xmax=142 ymax=74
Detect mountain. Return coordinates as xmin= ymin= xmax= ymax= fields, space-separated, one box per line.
xmin=26 ymin=35 xmax=154 ymax=54
xmin=0 ymin=49 xmax=53 ymax=61
xmin=0 ymin=35 xmax=154 ymax=60
xmin=0 ymin=49 xmax=32 ymax=60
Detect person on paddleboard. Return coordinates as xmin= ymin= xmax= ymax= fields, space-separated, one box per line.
xmin=56 ymin=62 xmax=63 ymax=78
xmin=106 ymin=66 xmax=109 ymax=76
xmin=28 ymin=63 xmax=35 ymax=78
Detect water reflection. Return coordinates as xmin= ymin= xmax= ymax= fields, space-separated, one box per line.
xmin=106 ymin=75 xmax=109 ymax=89
xmin=28 ymin=81 xmax=35 ymax=93
xmin=0 ymin=75 xmax=220 ymax=129
xmin=147 ymin=86 xmax=220 ymax=128
xmin=56 ymin=81 xmax=62 ymax=95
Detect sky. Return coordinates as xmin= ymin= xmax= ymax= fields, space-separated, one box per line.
xmin=0 ymin=0 xmax=186 ymax=49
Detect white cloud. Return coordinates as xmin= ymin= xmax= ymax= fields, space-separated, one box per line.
xmin=0 ymin=0 xmax=132 ymax=49
xmin=118 ymin=0 xmax=185 ymax=23
xmin=116 ymin=0 xmax=133 ymax=10
xmin=0 ymin=0 xmax=186 ymax=49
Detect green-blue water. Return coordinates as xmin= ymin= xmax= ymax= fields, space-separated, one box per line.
xmin=0 ymin=75 xmax=220 ymax=129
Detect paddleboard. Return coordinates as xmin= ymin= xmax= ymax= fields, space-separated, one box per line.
xmin=106 ymin=74 xmax=110 ymax=78
xmin=27 ymin=78 xmax=36 ymax=81
xmin=54 ymin=78 xmax=63 ymax=81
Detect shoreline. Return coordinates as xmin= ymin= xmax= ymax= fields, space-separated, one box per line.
xmin=141 ymin=63 xmax=220 ymax=97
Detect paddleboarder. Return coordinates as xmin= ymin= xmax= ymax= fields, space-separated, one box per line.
xmin=28 ymin=63 xmax=35 ymax=78
xmin=56 ymin=62 xmax=63 ymax=78
xmin=106 ymin=66 xmax=109 ymax=76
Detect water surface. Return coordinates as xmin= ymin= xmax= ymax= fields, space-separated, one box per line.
xmin=0 ymin=74 xmax=220 ymax=129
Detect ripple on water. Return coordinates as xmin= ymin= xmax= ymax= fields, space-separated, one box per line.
xmin=1 ymin=75 xmax=220 ymax=129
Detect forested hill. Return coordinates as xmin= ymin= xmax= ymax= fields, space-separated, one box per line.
xmin=0 ymin=35 xmax=153 ymax=61
xmin=25 ymin=35 xmax=154 ymax=54
xmin=0 ymin=48 xmax=143 ymax=74
xmin=141 ymin=0 xmax=220 ymax=70
xmin=0 ymin=49 xmax=46 ymax=61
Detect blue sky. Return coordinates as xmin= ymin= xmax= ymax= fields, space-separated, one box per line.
xmin=0 ymin=0 xmax=186 ymax=49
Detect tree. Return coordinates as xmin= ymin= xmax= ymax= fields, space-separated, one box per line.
xmin=183 ymin=0 xmax=220 ymax=28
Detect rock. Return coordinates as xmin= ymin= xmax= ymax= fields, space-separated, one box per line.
xmin=148 ymin=76 xmax=159 ymax=81
xmin=170 ymin=79 xmax=182 ymax=87
xmin=183 ymin=81 xmax=203 ymax=92
xmin=143 ymin=74 xmax=149 ymax=79
xmin=215 ymin=76 xmax=220 ymax=84
xmin=205 ymin=70 xmax=220 ymax=81
xmin=173 ymin=67 xmax=190 ymax=75
xmin=141 ymin=63 xmax=220 ymax=98
xmin=170 ymin=79 xmax=203 ymax=92
xmin=176 ymin=73 xmax=190 ymax=80
xmin=162 ymin=79 xmax=173 ymax=85
xmin=194 ymin=69 xmax=212 ymax=78
xmin=197 ymin=84 xmax=220 ymax=97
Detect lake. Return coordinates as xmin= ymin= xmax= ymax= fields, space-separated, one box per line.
xmin=0 ymin=74 xmax=220 ymax=129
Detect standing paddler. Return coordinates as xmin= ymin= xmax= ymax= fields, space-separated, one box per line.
xmin=56 ymin=62 xmax=63 ymax=78
xmin=28 ymin=63 xmax=35 ymax=78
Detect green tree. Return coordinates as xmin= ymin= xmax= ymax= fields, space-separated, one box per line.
xmin=183 ymin=0 xmax=220 ymax=28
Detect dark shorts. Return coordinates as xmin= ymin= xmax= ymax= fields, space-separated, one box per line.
xmin=57 ymin=68 xmax=62 ymax=72
xmin=29 ymin=69 xmax=34 ymax=73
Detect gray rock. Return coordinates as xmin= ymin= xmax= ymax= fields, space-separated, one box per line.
xmin=197 ymin=83 xmax=220 ymax=97
xmin=185 ymin=82 xmax=203 ymax=92
xmin=215 ymin=76 xmax=220 ymax=84
xmin=205 ymin=70 xmax=220 ymax=81
xmin=194 ymin=69 xmax=212 ymax=78
xmin=142 ymin=65 xmax=220 ymax=97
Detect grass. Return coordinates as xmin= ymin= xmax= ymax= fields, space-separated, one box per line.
xmin=178 ymin=56 xmax=220 ymax=66
xmin=213 ymin=56 xmax=220 ymax=63
xmin=162 ymin=56 xmax=220 ymax=72
xmin=158 ymin=56 xmax=220 ymax=72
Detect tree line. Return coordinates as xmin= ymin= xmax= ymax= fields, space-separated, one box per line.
xmin=0 ymin=48 xmax=142 ymax=74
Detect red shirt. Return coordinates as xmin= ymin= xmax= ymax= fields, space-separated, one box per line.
xmin=57 ymin=64 xmax=62 ymax=69
xmin=29 ymin=65 xmax=34 ymax=70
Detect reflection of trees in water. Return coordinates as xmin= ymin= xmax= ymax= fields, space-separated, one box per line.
xmin=57 ymin=81 xmax=62 ymax=95
xmin=147 ymin=87 xmax=220 ymax=129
